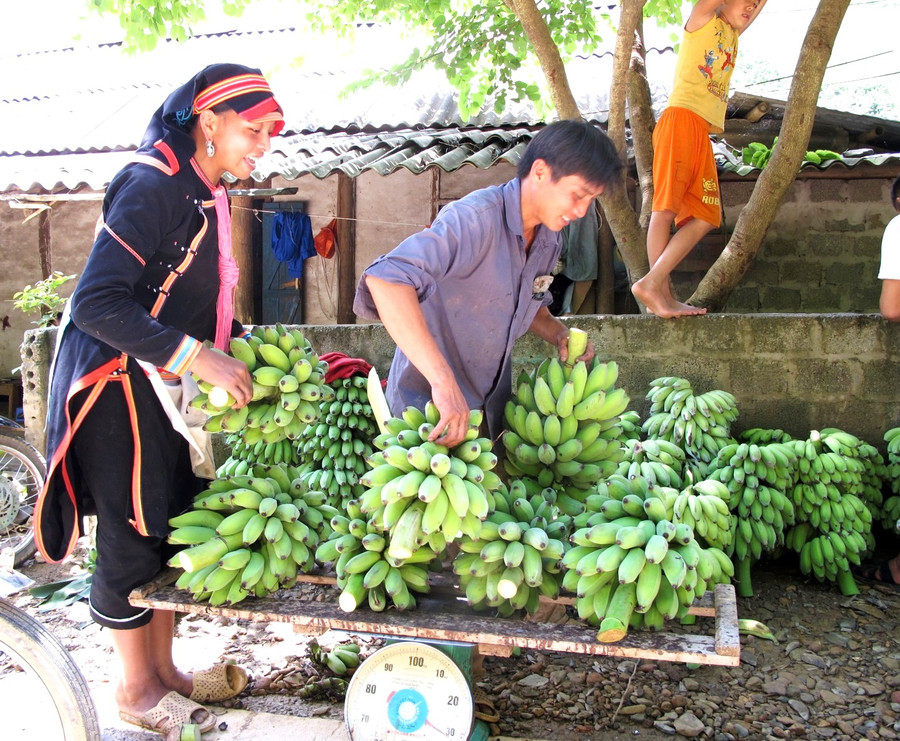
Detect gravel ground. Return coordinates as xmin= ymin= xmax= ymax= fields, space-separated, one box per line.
xmin=3 ymin=537 xmax=900 ymax=741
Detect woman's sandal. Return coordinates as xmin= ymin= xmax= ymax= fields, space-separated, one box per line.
xmin=189 ymin=662 xmax=249 ymax=703
xmin=473 ymin=687 xmax=501 ymax=723
xmin=119 ymin=691 xmax=217 ymax=735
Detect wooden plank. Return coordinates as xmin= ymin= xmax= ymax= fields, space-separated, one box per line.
xmin=130 ymin=571 xmax=740 ymax=667
xmin=335 ymin=173 xmax=357 ymax=324
xmin=713 ymin=583 xmax=741 ymax=658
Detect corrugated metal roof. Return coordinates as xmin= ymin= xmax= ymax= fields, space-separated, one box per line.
xmin=258 ymin=127 xmax=537 ymax=180
xmin=0 ymin=152 xmax=135 ymax=192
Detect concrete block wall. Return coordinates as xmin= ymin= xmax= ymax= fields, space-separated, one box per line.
xmin=22 ymin=313 xmax=900 ymax=457
xmin=673 ymin=170 xmax=898 ymax=314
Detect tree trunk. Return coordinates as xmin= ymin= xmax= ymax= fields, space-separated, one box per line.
xmin=689 ymin=0 xmax=851 ymax=311
xmin=505 ymin=0 xmax=580 ymax=120
xmin=626 ymin=21 xmax=655 ymax=230
xmin=598 ymin=0 xmax=647 ymax=289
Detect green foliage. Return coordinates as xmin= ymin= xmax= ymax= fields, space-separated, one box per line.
xmin=28 ymin=548 xmax=96 ymax=612
xmin=643 ymin=0 xmax=683 ymax=28
xmin=12 ymin=272 xmax=77 ymax=328
xmin=309 ymin=0 xmax=605 ymax=122
xmin=87 ymin=0 xmax=252 ymax=51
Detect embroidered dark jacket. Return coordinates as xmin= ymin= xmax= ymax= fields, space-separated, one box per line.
xmin=36 ymin=158 xmax=240 ymax=562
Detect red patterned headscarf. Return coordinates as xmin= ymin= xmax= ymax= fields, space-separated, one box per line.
xmin=137 ymin=63 xmax=284 ymax=172
xmin=135 ymin=64 xmax=285 ymax=351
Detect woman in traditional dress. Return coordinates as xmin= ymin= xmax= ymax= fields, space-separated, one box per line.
xmin=34 ymin=63 xmax=284 ymax=735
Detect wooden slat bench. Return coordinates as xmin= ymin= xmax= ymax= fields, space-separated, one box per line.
xmin=130 ymin=571 xmax=740 ymax=667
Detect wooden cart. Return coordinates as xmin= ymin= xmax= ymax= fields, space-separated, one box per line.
xmin=131 ymin=571 xmax=740 ymax=667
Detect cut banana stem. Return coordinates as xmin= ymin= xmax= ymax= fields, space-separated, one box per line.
xmin=566 ymin=327 xmax=588 ymax=362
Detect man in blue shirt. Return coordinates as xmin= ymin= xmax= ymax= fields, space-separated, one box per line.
xmin=354 ymin=120 xmax=622 ymax=446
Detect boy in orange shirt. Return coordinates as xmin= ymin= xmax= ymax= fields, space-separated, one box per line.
xmin=632 ymin=0 xmax=767 ymax=318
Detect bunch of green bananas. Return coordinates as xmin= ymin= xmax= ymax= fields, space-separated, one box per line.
xmin=501 ymin=477 xmax=573 ymax=542
xmin=787 ymin=430 xmax=868 ymax=526
xmin=559 ymin=474 xmax=733 ymax=643
xmin=881 ymin=494 xmax=900 ymax=532
xmin=315 ymin=500 xmax=437 ymax=613
xmin=739 ymin=139 xmax=839 ymax=171
xmin=670 ymin=479 xmax=734 ymax=551
xmin=813 ymin=428 xmax=887 ymax=533
xmin=705 ymin=440 xmax=796 ymax=597
xmin=854 ymin=440 xmax=896 ymax=528
xmin=742 ymin=141 xmax=773 ymax=169
xmin=740 ymin=427 xmax=794 ymax=445
xmin=884 ymin=427 xmax=900 ymax=482
xmin=295 ymin=374 xmax=378 ymax=508
xmin=785 ymin=429 xmax=874 ymax=595
xmin=219 ymin=430 xmax=300 ymax=471
xmin=615 ymin=438 xmax=686 ymax=489
xmin=803 ymin=149 xmax=842 ymax=165
xmin=310 ymin=640 xmax=362 ymax=676
xmin=502 ymin=357 xmax=629 ymax=489
xmin=356 ymin=403 xmax=501 ymax=554
xmin=453 ymin=480 xmax=568 ymax=616
xmin=882 ymin=428 xmax=900 ymax=530
xmin=618 ymin=410 xmax=643 ymax=441
xmin=642 ymin=377 xmax=739 ymax=468
xmin=192 ymin=324 xmax=333 ymax=448
xmin=168 ymin=471 xmax=337 ymax=606
xmin=786 ymin=522 xmax=864 ymax=596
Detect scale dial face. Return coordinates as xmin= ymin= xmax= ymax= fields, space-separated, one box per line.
xmin=345 ymin=641 xmax=474 ymax=741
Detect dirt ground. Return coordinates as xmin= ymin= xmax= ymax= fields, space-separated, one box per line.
xmin=3 ymin=535 xmax=900 ymax=741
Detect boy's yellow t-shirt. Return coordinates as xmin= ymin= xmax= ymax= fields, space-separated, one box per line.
xmin=667 ymin=14 xmax=739 ymax=134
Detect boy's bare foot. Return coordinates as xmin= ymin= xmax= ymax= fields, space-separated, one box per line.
xmin=632 ymin=277 xmax=706 ymax=318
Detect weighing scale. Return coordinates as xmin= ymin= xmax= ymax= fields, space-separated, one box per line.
xmin=344 ymin=639 xmax=489 ymax=741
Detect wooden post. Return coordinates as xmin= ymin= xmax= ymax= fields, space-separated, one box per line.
xmin=38 ymin=208 xmax=52 ymax=278
xmin=336 ymin=173 xmax=357 ymax=324
xmin=231 ymin=178 xmax=263 ymax=324
xmin=596 ymin=204 xmax=616 ymax=314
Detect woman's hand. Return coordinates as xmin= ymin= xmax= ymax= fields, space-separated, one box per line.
xmin=188 ymin=345 xmax=253 ymax=407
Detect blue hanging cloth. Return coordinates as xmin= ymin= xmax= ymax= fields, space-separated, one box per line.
xmin=271 ymin=211 xmax=316 ymax=278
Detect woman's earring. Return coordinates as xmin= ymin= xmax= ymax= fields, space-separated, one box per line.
xmin=206 ymin=140 xmax=215 ymax=157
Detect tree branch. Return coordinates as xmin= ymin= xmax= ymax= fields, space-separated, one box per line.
xmin=505 ymin=0 xmax=580 ymax=119
xmin=599 ymin=0 xmax=647 ymax=289
xmin=626 ymin=23 xmax=655 ymax=229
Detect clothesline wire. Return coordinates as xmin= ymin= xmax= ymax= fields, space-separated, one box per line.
xmin=231 ymin=203 xmax=429 ymax=230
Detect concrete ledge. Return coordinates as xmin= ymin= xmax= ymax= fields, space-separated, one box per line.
xmin=22 ymin=313 xmax=900 ymax=454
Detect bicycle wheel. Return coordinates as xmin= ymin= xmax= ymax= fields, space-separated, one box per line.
xmin=0 ymin=598 xmax=100 ymax=741
xmin=0 ymin=432 xmax=46 ymax=567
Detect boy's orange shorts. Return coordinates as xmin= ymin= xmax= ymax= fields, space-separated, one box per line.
xmin=652 ymin=107 xmax=721 ymax=229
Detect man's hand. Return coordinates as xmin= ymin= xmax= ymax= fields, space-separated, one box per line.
xmin=559 ymin=332 xmax=595 ymax=366
xmin=428 ymin=382 xmax=472 ymax=448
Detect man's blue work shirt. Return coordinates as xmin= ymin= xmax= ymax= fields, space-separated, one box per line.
xmin=353 ymin=177 xmax=560 ymax=439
